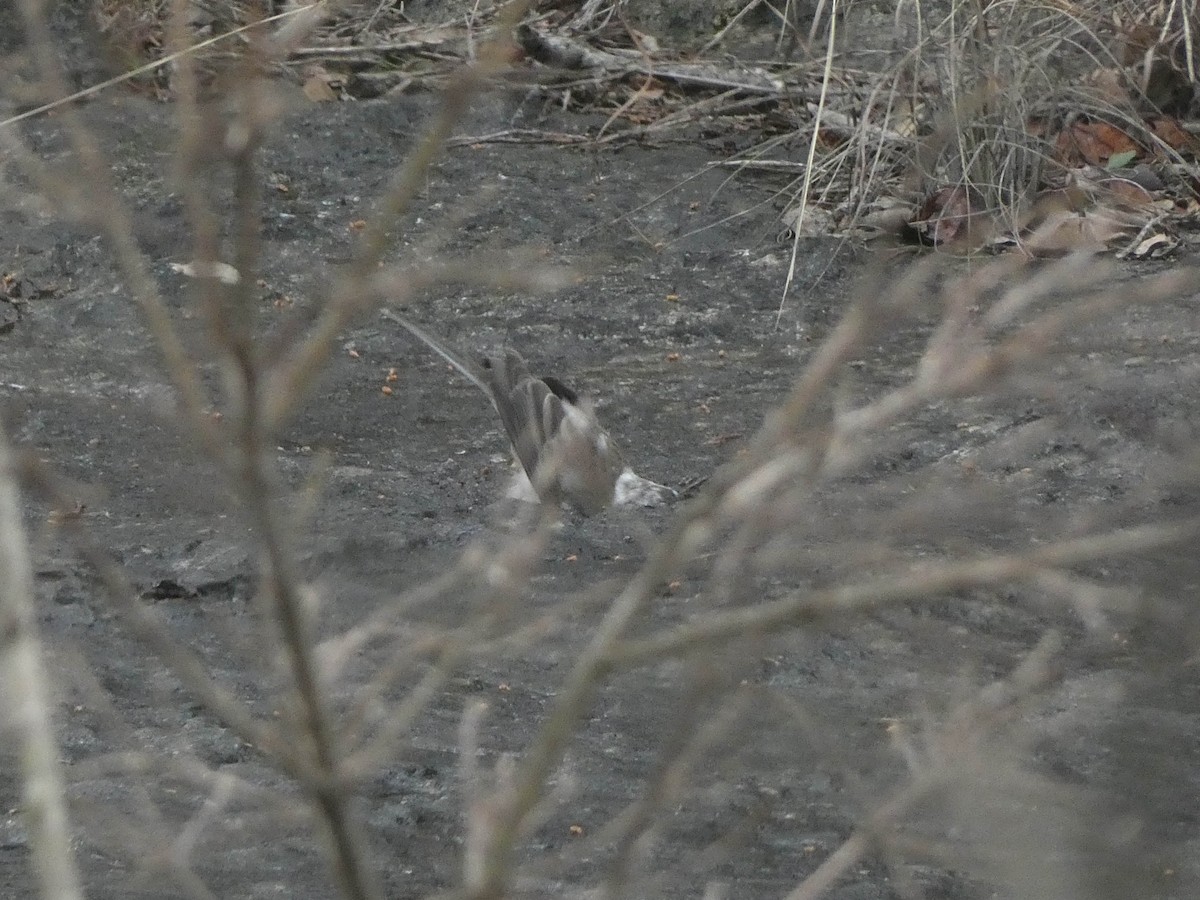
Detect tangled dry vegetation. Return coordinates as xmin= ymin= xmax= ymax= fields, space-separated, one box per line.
xmin=82 ymin=0 xmax=1200 ymax=261
xmin=3 ymin=2 xmax=1200 ymax=900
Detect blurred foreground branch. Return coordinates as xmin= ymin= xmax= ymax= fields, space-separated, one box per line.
xmin=0 ymin=424 xmax=84 ymax=900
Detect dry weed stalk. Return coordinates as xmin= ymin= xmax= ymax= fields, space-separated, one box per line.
xmin=784 ymin=630 xmax=1067 ymax=900
xmin=454 ymin=254 xmax=1200 ymax=899
xmin=6 ymin=2 xmax=538 ymax=899
xmin=0 ymin=429 xmax=84 ymax=900
xmin=3 ymin=4 xmax=1199 ymax=900
xmin=762 ymin=0 xmax=1200 ymax=308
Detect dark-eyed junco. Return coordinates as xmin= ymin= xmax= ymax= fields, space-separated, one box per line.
xmin=384 ymin=310 xmax=676 ymax=515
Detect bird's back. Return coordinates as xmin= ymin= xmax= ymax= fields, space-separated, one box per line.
xmin=482 ymin=351 xmax=619 ymax=515
xmin=387 ymin=311 xmax=669 ymax=516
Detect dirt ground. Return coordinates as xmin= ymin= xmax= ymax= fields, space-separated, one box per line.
xmin=2 ymin=75 xmax=1200 ymax=900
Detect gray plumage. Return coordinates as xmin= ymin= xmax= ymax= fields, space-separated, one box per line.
xmin=385 ymin=310 xmax=674 ymax=515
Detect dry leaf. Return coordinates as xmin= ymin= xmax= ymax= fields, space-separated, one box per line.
xmin=303 ymin=75 xmax=337 ymax=103
xmin=1119 ymin=232 xmax=1178 ymax=260
xmin=1096 ymin=176 xmax=1155 ymax=208
xmin=910 ymin=185 xmax=988 ymax=246
xmin=1054 ymin=119 xmax=1140 ymax=167
xmin=1021 ymin=209 xmax=1124 ymax=256
xmin=1148 ymin=116 xmax=1198 ymax=154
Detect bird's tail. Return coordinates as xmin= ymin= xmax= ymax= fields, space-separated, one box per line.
xmin=381 ymin=308 xmax=490 ymax=396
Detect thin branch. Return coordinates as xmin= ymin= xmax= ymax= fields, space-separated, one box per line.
xmin=782 ymin=631 xmax=1064 ymax=900
xmin=0 ymin=424 xmax=83 ymax=900
xmin=19 ymin=456 xmax=295 ymax=774
xmin=263 ymin=1 xmax=530 ymax=433
xmin=610 ymin=518 xmax=1200 ymax=668
xmin=14 ymin=0 xmax=223 ymax=464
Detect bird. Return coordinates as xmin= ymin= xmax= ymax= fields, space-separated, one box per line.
xmin=383 ymin=309 xmax=676 ymax=516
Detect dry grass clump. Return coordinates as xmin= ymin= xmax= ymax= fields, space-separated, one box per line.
xmin=790 ymin=0 xmax=1199 ymax=240
xmin=2 ymin=3 xmax=1199 ymax=900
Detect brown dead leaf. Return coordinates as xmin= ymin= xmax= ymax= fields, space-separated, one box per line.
xmin=1022 ymin=209 xmax=1131 ymax=257
xmin=1053 ymin=119 xmax=1140 ymax=167
xmin=1082 ymin=67 xmax=1133 ymax=107
xmin=1096 ymin=176 xmax=1155 ymax=208
xmin=303 ymin=75 xmax=337 ymax=103
xmin=1147 ymin=117 xmax=1199 ymax=154
xmin=910 ymin=185 xmax=988 ymax=246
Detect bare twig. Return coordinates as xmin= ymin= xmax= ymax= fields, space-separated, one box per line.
xmin=783 ymin=631 xmax=1065 ymax=900
xmin=14 ymin=0 xmax=223 ymax=465
xmin=19 ymin=455 xmax=293 ymax=771
xmin=263 ymin=1 xmax=530 ymax=432
xmin=0 ymin=423 xmax=83 ymax=900
xmin=610 ymin=518 xmax=1200 ymax=668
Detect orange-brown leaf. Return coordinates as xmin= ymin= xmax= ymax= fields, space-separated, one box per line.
xmin=1053 ymin=120 xmax=1140 ymax=167
xmin=910 ymin=185 xmax=986 ymax=246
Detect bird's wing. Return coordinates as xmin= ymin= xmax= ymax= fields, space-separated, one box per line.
xmin=385 ymin=312 xmax=565 ymax=478
xmin=386 ymin=310 xmax=629 ymax=514
xmin=482 ymin=351 xmax=567 ymax=482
